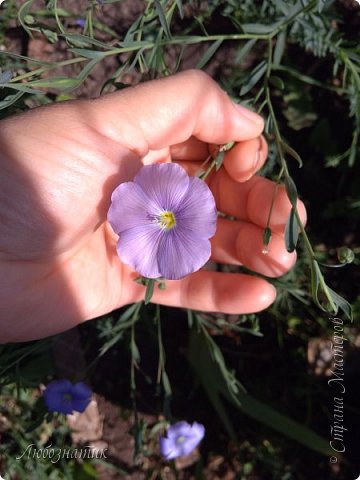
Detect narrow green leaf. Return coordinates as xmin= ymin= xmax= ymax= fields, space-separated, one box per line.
xmin=274 ymin=29 xmax=287 ymax=65
xmin=265 ymin=114 xmax=273 ymax=135
xmin=284 ymin=175 xmax=298 ymax=206
xmin=235 ymin=38 xmax=257 ymax=64
xmin=154 ymin=0 xmax=172 ymax=39
xmin=41 ymin=29 xmax=58 ymax=43
xmin=274 ymin=0 xmax=290 ymax=15
xmin=175 ymin=0 xmax=184 ymax=19
xmin=188 ymin=329 xmax=238 ymax=440
xmin=18 ymin=0 xmax=36 ymax=37
xmin=162 ymin=371 xmax=172 ymax=396
xmin=263 ymin=227 xmax=272 ymax=246
xmin=239 ymin=61 xmax=267 ymax=96
xmin=0 ymin=83 xmax=41 ymax=94
xmin=215 ymin=150 xmax=225 ymax=171
xmin=285 ymin=207 xmax=299 ymax=253
xmin=241 ymin=22 xmax=280 ymax=34
xmin=187 ymin=309 xmax=194 ymax=329
xmin=123 ymin=16 xmax=142 ymax=44
xmin=130 ymin=337 xmax=140 ymax=363
xmin=0 ymin=50 xmax=53 ymax=66
xmin=30 ymin=77 xmax=81 ymax=91
xmin=77 ymin=58 xmax=101 ymax=82
xmin=62 ymin=33 xmax=112 ymax=49
xmin=310 ymin=260 xmax=338 ymax=315
xmin=269 ymin=75 xmax=285 ymax=90
xmin=69 ymin=48 xmax=106 ymax=59
xmin=310 ymin=260 xmax=324 ymax=311
xmin=196 ymin=39 xmax=223 ymax=69
xmin=188 ymin=327 xmax=332 ymax=456
xmin=326 ymin=287 xmax=353 ymax=321
xmin=282 ymin=141 xmax=303 ymax=167
xmin=144 ymin=279 xmax=155 ymax=305
xmin=119 ymin=303 xmax=140 ymax=323
xmin=317 ymin=0 xmax=332 ymax=13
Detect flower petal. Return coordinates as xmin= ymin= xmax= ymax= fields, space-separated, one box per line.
xmin=158 ymin=229 xmax=211 ymax=280
xmin=44 ymin=379 xmax=73 ymax=393
xmin=71 ymin=383 xmax=92 ymax=413
xmin=160 ymin=421 xmax=205 ymax=460
xmin=166 ymin=421 xmax=191 ymax=439
xmin=175 ymin=177 xmax=217 ymax=239
xmin=160 ymin=437 xmax=180 ymax=460
xmin=44 ymin=391 xmax=73 ymax=414
xmin=71 ymin=397 xmax=90 ymax=413
xmin=117 ymin=224 xmax=163 ymax=278
xmin=108 ymin=182 xmax=159 ymax=234
xmin=72 ymin=382 xmax=92 ymax=399
xmin=187 ymin=422 xmax=205 ymax=447
xmin=134 ymin=163 xmax=190 ymax=211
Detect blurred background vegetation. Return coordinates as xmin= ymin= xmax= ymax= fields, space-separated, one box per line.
xmin=0 ymin=0 xmax=359 ymax=478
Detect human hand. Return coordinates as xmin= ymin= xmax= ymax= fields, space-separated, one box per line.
xmin=0 ymin=70 xmax=306 ymax=343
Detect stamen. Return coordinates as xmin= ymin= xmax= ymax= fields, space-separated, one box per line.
xmin=176 ymin=435 xmax=186 ymax=445
xmin=156 ymin=211 xmax=177 ymax=230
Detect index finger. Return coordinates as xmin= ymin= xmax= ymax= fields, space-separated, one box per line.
xmin=89 ymin=69 xmax=264 ymax=157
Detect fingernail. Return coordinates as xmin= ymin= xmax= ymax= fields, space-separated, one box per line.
xmin=234 ymin=103 xmax=264 ymax=126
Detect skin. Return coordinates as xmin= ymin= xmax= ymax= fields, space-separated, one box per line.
xmin=0 ymin=70 xmax=306 ymax=343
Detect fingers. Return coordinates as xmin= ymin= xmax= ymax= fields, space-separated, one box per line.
xmin=223 ymin=136 xmax=268 ymax=182
xmin=124 ymin=268 xmax=276 ymax=314
xmin=90 ymin=70 xmax=264 ymax=156
xmin=171 ymin=134 xmax=267 ymax=183
xmin=210 ymin=171 xmax=307 ymax=234
xmin=171 ymin=136 xmax=210 ymax=162
xmin=211 ymin=218 xmax=296 ymax=277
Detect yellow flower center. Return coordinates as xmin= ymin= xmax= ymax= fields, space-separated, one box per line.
xmin=157 ymin=211 xmax=176 ymax=230
xmin=176 ymin=435 xmax=186 ymax=445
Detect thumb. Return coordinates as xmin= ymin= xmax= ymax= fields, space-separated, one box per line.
xmin=88 ymin=69 xmax=264 ymax=157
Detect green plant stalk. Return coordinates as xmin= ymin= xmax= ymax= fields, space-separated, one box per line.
xmin=155 ymin=304 xmax=167 ymax=390
xmin=271 ymin=64 xmax=347 ymax=94
xmin=130 ymin=317 xmax=140 ymax=456
xmin=156 ymin=304 xmax=164 ymax=385
xmin=87 ymin=7 xmax=94 ymax=39
xmin=9 ymin=0 xmax=318 ymax=87
xmin=264 ymin=39 xmax=338 ymax=314
xmin=54 ymin=0 xmax=66 ymax=35
xmin=9 ymin=56 xmax=87 ymax=82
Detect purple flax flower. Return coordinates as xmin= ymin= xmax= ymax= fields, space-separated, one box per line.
xmin=75 ymin=18 xmax=86 ymax=28
xmin=160 ymin=421 xmax=205 ymax=460
xmin=43 ymin=380 xmax=92 ymax=415
xmin=108 ymin=163 xmax=217 ymax=280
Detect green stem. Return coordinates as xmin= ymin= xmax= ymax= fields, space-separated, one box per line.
xmin=263 ymin=34 xmax=339 ymax=314
xmin=10 ymin=56 xmax=87 ymax=82
xmin=156 ymin=304 xmax=165 ymax=386
xmin=271 ymin=64 xmax=347 ymax=93
xmin=54 ymin=0 xmax=66 ymax=35
xmin=270 ymin=0 xmax=317 ymax=38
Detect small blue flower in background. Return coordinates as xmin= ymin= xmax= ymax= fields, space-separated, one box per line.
xmin=43 ymin=379 xmax=92 ymax=415
xmin=0 ymin=70 xmax=12 ymax=84
xmin=75 ymin=18 xmax=86 ymax=28
xmin=160 ymin=421 xmax=205 ymax=460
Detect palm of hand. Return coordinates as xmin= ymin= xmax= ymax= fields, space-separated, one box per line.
xmin=0 ymin=101 xmax=145 ymax=340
